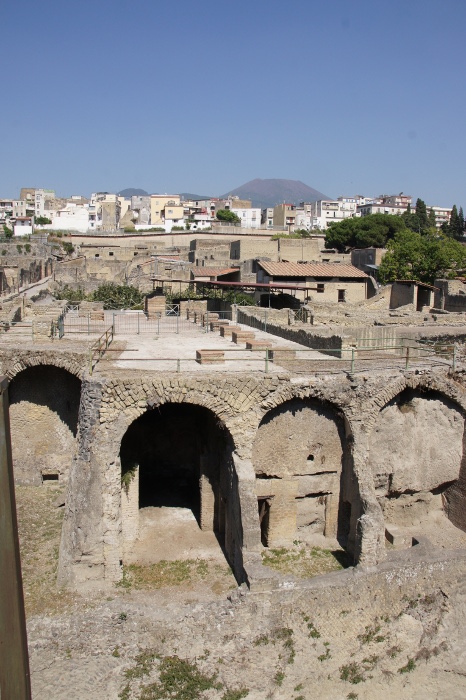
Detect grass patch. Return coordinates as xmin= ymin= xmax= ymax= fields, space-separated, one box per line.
xmin=15 ymin=485 xmax=75 ymax=616
xmin=261 ymin=545 xmax=350 ymax=578
xmin=115 ymin=560 xmax=234 ymax=591
xmin=398 ymin=658 xmax=416 ymax=674
xmin=340 ymin=662 xmax=365 ymax=685
xmin=121 ymin=652 xmax=249 ymax=699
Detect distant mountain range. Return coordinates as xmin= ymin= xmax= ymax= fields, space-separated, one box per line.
xmin=117 ymin=188 xmax=149 ymax=197
xmin=118 ymin=179 xmax=331 ymax=209
xmin=220 ymin=179 xmax=332 ymax=210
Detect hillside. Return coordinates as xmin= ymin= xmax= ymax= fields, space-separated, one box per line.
xmin=117 ymin=188 xmax=149 ymax=197
xmin=220 ymin=178 xmax=331 ymax=209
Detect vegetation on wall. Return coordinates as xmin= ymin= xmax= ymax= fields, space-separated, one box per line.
xmin=54 ymin=283 xmax=144 ymax=309
xmin=216 ymin=209 xmax=241 ymax=224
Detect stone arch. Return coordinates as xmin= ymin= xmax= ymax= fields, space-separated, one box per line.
xmin=8 ymin=364 xmax=82 ymax=484
xmin=367 ymin=381 xmax=466 ymax=549
xmin=118 ymin=401 xmax=246 ymax=581
xmin=251 ymin=396 xmax=355 ymax=555
xmin=4 ymin=353 xmax=84 ymax=382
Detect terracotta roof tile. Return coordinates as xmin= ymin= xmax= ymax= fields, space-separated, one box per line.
xmin=191 ymin=267 xmax=239 ymax=278
xmin=258 ymin=261 xmax=368 ymax=278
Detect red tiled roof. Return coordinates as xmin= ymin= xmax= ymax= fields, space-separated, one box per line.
xmin=258 ymin=261 xmax=368 ymax=278
xmin=191 ymin=267 xmax=239 ymax=278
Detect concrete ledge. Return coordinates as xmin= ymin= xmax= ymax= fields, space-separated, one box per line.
xmin=232 ymin=331 xmax=256 ymax=344
xmin=196 ymin=349 xmax=225 ymax=364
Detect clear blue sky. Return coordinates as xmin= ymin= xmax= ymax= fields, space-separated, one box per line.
xmin=2 ymin=0 xmax=465 ymax=207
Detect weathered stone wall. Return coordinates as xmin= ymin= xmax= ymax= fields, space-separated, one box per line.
xmin=252 ymin=399 xmax=346 ymax=543
xmin=1 ymin=340 xmax=464 ymax=592
xmin=8 ymin=365 xmax=82 ymax=484
xmin=434 ymin=279 xmax=466 ymax=312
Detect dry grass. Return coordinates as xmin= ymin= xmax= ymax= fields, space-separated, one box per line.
xmin=261 ymin=545 xmax=351 ymax=578
xmin=116 ymin=560 xmax=236 ymax=594
xmin=15 ymin=485 xmax=75 ymax=616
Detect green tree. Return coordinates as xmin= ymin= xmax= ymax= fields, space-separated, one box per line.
xmin=378 ymin=229 xmax=466 ymax=285
xmin=216 ymin=209 xmax=241 ymax=223
xmin=90 ymin=283 xmax=143 ymax=309
xmin=325 ymin=214 xmax=406 ymax=251
xmin=2 ymin=224 xmax=13 ymax=239
xmin=401 ymin=198 xmax=432 ymax=235
xmin=35 ymin=216 xmax=52 ymax=225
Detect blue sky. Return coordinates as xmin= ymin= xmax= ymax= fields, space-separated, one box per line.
xmin=2 ymin=0 xmax=465 ymax=207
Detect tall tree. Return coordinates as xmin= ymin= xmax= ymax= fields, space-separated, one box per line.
xmin=449 ymin=205 xmax=462 ymax=239
xmin=415 ymin=198 xmax=429 ymax=233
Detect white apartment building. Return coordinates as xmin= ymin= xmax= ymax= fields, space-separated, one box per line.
xmin=310 ymin=200 xmax=358 ymax=230
xmin=231 ymin=207 xmax=261 ymax=229
xmin=429 ymin=206 xmax=452 ymax=228
xmin=51 ymin=203 xmax=90 ymax=232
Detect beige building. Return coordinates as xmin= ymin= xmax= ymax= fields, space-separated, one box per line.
xmin=273 ymin=203 xmax=297 ymax=229
xmin=256 ymin=261 xmax=369 ymax=303
xmin=150 ymin=195 xmax=181 ymax=225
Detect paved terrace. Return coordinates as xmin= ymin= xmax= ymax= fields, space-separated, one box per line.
xmin=0 ymin=308 xmax=457 ymax=375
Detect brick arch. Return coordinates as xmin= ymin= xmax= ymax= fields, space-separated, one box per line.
xmin=5 ymin=354 xmax=84 ymax=382
xmin=104 ymin=386 xmax=252 ymax=454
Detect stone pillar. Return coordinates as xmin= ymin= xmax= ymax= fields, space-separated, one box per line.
xmin=121 ymin=466 xmax=139 ymax=555
xmin=324 ymin=493 xmax=339 ymax=537
xmin=200 ymin=474 xmax=215 ymax=531
xmin=256 ymin=477 xmax=298 ymax=547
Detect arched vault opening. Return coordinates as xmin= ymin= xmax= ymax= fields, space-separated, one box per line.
xmin=119 ymin=403 xmax=240 ymax=574
xmin=8 ymin=364 xmax=81 ymax=485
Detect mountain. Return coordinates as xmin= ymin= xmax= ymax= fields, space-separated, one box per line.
xmin=180 ymin=192 xmax=212 ymax=201
xmin=219 ymin=178 xmax=332 ymax=210
xmin=117 ymin=188 xmax=149 ymax=198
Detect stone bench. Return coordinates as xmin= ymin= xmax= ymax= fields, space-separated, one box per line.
xmin=196 ymin=349 xmax=225 ymax=364
xmin=246 ymin=340 xmax=274 ymax=351
xmin=269 ymin=348 xmax=296 ymax=362
xmin=210 ymin=319 xmax=230 ymax=332
xmin=232 ymin=331 xmax=255 ymax=344
xmin=202 ymin=312 xmax=219 ymax=326
xmin=220 ymin=325 xmax=241 ymax=338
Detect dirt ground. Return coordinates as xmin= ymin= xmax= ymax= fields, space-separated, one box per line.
xmin=15 ymin=485 xmax=466 ymax=700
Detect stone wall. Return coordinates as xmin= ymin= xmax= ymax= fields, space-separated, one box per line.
xmin=1 ymin=341 xmax=465 ymax=593
xmin=50 ymin=365 xmax=466 ymax=588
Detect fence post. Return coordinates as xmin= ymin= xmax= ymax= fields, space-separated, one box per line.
xmin=137 ymin=313 xmax=140 ymax=335
xmin=113 ymin=313 xmax=116 ymax=336
xmin=177 ymin=359 xmax=180 ymax=373
xmin=351 ymin=347 xmax=355 ymax=373
xmin=405 ymin=345 xmax=410 ymax=370
xmin=176 ymin=315 xmax=179 ymax=334
xmin=205 ymin=311 xmax=209 ymax=333
xmin=453 ymin=344 xmax=457 ymax=372
xmin=264 ymin=309 xmax=268 ymax=333
xmin=157 ymin=316 xmax=160 ymax=335
xmin=31 ymin=321 xmax=34 ymax=343
xmin=265 ymin=348 xmax=269 ymax=374
xmin=87 ymin=313 xmax=90 ymax=336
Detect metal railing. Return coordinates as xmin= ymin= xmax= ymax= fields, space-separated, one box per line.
xmin=95 ymin=341 xmax=457 ymax=375
xmin=89 ymin=325 xmax=114 ymax=374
